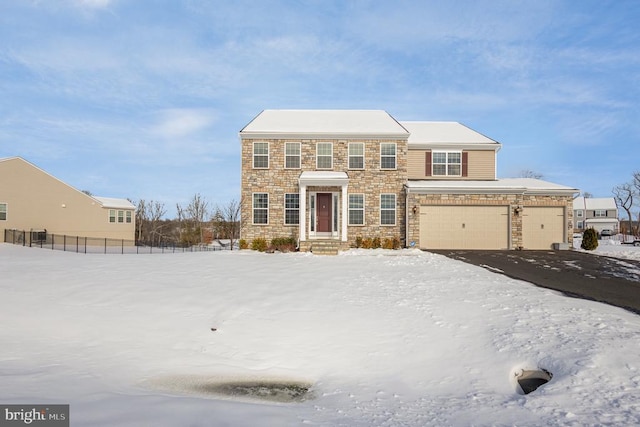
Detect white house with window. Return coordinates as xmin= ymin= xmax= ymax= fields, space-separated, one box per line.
xmin=573 ymin=197 xmax=619 ymax=234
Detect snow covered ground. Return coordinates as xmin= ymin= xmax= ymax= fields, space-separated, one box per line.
xmin=573 ymin=236 xmax=640 ymax=261
xmin=1 ymin=243 xmax=639 ymax=426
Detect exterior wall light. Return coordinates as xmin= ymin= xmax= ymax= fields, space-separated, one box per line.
xmin=412 ymin=205 xmax=418 ymax=215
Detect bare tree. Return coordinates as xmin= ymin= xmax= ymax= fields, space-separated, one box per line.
xmin=581 ymin=191 xmax=593 ymax=198
xmin=148 ymin=201 xmax=167 ymax=246
xmin=517 ymin=169 xmax=544 ymax=179
xmin=212 ymin=198 xmax=241 ymax=250
xmin=134 ymin=199 xmax=148 ymax=243
xmin=187 ymin=193 xmax=209 ymax=245
xmin=613 ymin=183 xmax=635 ymax=237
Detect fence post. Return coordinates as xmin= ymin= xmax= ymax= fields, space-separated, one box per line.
xmin=84 ymin=237 xmax=87 ymax=254
xmin=51 ymin=233 xmax=54 ymax=250
xmin=121 ymin=239 xmax=124 ymax=254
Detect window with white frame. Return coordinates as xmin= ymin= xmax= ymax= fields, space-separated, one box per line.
xmin=380 ymin=143 xmax=396 ymax=169
xmin=284 ymin=193 xmax=300 ymax=225
xmin=109 ymin=209 xmax=131 ymax=224
xmin=576 ymin=210 xmax=583 ymax=217
xmin=577 ymin=221 xmax=584 ymax=229
xmin=594 ymin=210 xmax=607 ymax=217
xmin=253 ymin=193 xmax=269 ymax=224
xmin=349 ymin=142 xmax=364 ymax=169
xmin=348 ymin=194 xmax=364 ymax=225
xmin=380 ymin=194 xmax=396 ymax=225
xmin=0 ymin=203 xmax=7 ymax=220
xmin=316 ymin=142 xmax=333 ymax=169
xmin=285 ymin=142 xmax=301 ymax=169
xmin=433 ymin=151 xmax=461 ymax=176
xmin=253 ymin=142 xmax=269 ymax=168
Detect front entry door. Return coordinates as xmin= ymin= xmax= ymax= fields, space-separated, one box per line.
xmin=317 ymin=193 xmax=332 ymax=233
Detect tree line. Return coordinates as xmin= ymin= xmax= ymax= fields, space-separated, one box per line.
xmin=612 ymin=172 xmax=640 ymax=236
xmin=131 ymin=194 xmax=241 ymax=248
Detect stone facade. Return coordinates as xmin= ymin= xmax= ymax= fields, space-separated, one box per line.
xmin=240 ymin=138 xmax=407 ymax=247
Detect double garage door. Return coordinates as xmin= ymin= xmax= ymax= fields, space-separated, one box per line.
xmin=419 ymin=205 xmax=565 ymax=250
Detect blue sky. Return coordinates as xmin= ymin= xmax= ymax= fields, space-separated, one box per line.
xmin=2 ymin=0 xmax=639 ymax=218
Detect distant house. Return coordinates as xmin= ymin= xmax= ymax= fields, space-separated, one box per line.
xmin=0 ymin=157 xmax=135 ymax=242
xmin=239 ymin=110 xmax=579 ymax=252
xmin=573 ymin=197 xmax=619 ymax=234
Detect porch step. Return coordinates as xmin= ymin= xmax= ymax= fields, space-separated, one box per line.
xmin=300 ymin=240 xmax=348 ymax=255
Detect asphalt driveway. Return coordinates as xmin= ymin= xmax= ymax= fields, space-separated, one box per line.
xmin=430 ymin=249 xmax=640 ymax=315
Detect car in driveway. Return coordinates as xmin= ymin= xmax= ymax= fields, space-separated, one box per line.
xmin=600 ymin=229 xmax=613 ymax=237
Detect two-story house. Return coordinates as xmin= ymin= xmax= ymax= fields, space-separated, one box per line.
xmin=240 ymin=110 xmax=578 ymax=252
xmin=573 ymin=197 xmax=619 ymax=234
xmin=0 ymin=157 xmax=135 ymax=243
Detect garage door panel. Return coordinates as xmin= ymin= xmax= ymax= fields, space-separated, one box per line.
xmin=419 ymin=206 xmax=509 ymax=250
xmin=522 ymin=207 xmax=565 ymax=250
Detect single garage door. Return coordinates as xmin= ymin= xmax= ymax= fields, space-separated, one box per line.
xmin=522 ymin=207 xmax=565 ymax=250
xmin=419 ymin=205 xmax=509 ymax=249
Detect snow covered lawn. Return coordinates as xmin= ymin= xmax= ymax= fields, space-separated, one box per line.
xmin=1 ymin=244 xmax=639 ymax=426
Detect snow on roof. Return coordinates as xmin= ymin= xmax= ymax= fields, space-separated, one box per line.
xmin=573 ymin=197 xmax=617 ymax=210
xmin=94 ymin=197 xmax=135 ymax=209
xmin=406 ymin=178 xmax=578 ymax=195
xmin=240 ymin=110 xmax=409 ymax=139
xmin=400 ymin=121 xmax=499 ymax=145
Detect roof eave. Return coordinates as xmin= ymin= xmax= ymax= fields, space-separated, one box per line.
xmin=240 ymin=131 xmax=409 ymax=141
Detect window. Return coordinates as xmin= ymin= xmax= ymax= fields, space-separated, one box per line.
xmin=577 ymin=221 xmax=584 ymax=229
xmin=284 ymin=193 xmax=300 ymax=225
xmin=348 ymin=194 xmax=365 ymax=225
xmin=253 ymin=193 xmax=269 ymax=224
xmin=316 ymin=142 xmax=333 ymax=169
xmin=576 ymin=210 xmax=583 ymax=217
xmin=285 ymin=142 xmax=301 ymax=169
xmin=0 ymin=203 xmax=6 ymax=221
xmin=118 ymin=210 xmax=124 ymax=223
xmin=109 ymin=209 xmax=116 ymax=223
xmin=594 ymin=210 xmax=607 ymax=217
xmin=126 ymin=211 xmax=132 ymax=223
xmin=253 ymin=142 xmax=269 ymax=168
xmin=380 ymin=194 xmax=396 ymax=225
xmin=380 ymin=143 xmax=396 ymax=169
xmin=110 ymin=209 xmax=131 ymax=224
xmin=432 ymin=151 xmax=461 ymax=176
xmin=349 ymin=143 xmax=365 ymax=169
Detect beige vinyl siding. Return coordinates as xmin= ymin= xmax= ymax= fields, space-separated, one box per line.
xmin=407 ymin=149 xmax=495 ymax=180
xmin=0 ymin=158 xmax=135 ymax=240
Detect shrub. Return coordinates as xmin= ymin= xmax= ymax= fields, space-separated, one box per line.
xmin=251 ymin=237 xmax=268 ymax=252
xmin=270 ymin=237 xmax=297 ymax=252
xmin=238 ymin=239 xmax=248 ymax=250
xmin=371 ymin=237 xmax=381 ymax=249
xmin=382 ymin=237 xmax=401 ymax=250
xmin=581 ymin=228 xmax=598 ymax=251
xmin=361 ymin=238 xmax=373 ymax=249
xmin=354 ymin=236 xmax=363 ymax=248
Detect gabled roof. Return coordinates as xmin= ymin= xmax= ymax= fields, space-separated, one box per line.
xmin=1 ymin=156 xmax=134 ymax=210
xmin=240 ymin=109 xmax=409 ymax=139
xmin=573 ymin=197 xmax=618 ymax=211
xmin=400 ymin=121 xmax=501 ymax=151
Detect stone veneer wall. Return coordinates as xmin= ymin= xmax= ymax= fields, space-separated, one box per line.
xmin=240 ymin=138 xmax=408 ymax=247
xmin=406 ymin=192 xmax=574 ymax=249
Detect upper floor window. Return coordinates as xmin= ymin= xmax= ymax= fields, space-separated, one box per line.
xmin=0 ymin=203 xmax=7 ymax=221
xmin=253 ymin=193 xmax=269 ymax=224
xmin=348 ymin=194 xmax=365 ymax=225
xmin=594 ymin=210 xmax=607 ymax=217
xmin=253 ymin=142 xmax=269 ymax=169
xmin=380 ymin=143 xmax=396 ymax=170
xmin=349 ymin=143 xmax=365 ymax=169
xmin=285 ymin=142 xmax=301 ymax=169
xmin=284 ymin=193 xmax=300 ymax=225
xmin=109 ymin=209 xmax=131 ymax=224
xmin=380 ymin=194 xmax=396 ymax=225
xmin=433 ymin=151 xmax=461 ymax=176
xmin=576 ymin=210 xmax=583 ymax=217
xmin=317 ymin=142 xmax=333 ymax=169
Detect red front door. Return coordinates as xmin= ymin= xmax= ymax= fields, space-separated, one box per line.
xmin=317 ymin=193 xmax=332 ymax=233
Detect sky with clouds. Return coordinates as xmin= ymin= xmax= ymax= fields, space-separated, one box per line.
xmin=1 ymin=0 xmax=639 ymax=217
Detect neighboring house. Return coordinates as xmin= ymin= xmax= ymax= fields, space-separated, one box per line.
xmin=573 ymin=197 xmax=619 ymax=234
xmin=239 ymin=110 xmax=578 ymax=251
xmin=0 ymin=157 xmax=135 ymax=242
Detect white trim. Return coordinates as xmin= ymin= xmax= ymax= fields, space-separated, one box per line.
xmin=316 ymin=142 xmax=333 ymax=170
xmin=284 ymin=142 xmax=301 ymax=169
xmin=348 ymin=142 xmax=365 ymax=170
xmin=380 ymin=193 xmax=397 ymax=226
xmin=252 ymin=192 xmax=269 ymax=225
xmin=380 ymin=142 xmax=397 ymax=170
xmin=252 ymin=141 xmax=269 ymax=169
xmin=431 ymin=150 xmax=462 ymax=177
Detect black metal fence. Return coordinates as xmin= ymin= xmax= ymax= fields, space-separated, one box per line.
xmin=3 ymin=229 xmax=230 ymax=254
